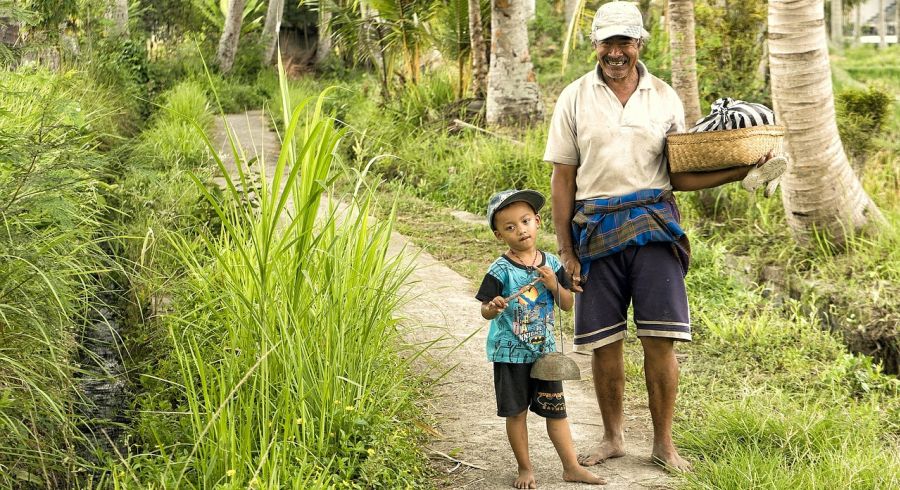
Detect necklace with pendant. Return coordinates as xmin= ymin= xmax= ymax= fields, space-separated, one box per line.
xmin=510 ymin=249 xmax=539 ymax=272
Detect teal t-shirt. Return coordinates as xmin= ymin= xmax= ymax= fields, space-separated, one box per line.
xmin=475 ymin=251 xmax=570 ymax=363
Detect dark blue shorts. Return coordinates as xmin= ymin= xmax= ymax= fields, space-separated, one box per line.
xmin=573 ymin=242 xmax=691 ymax=351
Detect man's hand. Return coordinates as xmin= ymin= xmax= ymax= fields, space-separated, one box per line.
xmin=559 ymin=248 xmax=583 ymax=293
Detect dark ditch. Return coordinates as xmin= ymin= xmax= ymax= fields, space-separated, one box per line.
xmin=75 ymin=290 xmax=130 ymax=464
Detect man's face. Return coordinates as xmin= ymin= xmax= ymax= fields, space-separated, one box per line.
xmin=594 ymin=35 xmax=640 ymax=81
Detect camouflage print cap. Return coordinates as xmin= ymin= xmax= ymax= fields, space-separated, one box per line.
xmin=486 ymin=189 xmax=546 ymax=231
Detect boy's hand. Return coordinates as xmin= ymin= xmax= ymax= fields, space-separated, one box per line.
xmin=536 ymin=265 xmax=559 ymax=290
xmin=486 ymin=296 xmax=508 ymax=313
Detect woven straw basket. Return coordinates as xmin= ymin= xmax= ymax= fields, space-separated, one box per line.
xmin=666 ymin=125 xmax=785 ymax=173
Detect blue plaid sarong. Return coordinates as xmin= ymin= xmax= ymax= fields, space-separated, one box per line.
xmin=571 ymin=189 xmax=689 ymax=277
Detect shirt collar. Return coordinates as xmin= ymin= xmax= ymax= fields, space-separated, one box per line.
xmin=593 ymin=61 xmax=652 ymax=90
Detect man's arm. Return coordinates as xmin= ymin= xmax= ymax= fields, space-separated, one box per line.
xmin=669 ymin=152 xmax=773 ymax=191
xmin=669 ymin=166 xmax=752 ymax=191
xmin=550 ymin=163 xmax=583 ymax=292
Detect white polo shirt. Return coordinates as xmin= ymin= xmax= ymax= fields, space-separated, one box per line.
xmin=544 ymin=62 xmax=685 ymax=200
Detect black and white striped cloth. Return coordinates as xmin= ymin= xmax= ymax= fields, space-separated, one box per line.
xmin=688 ymin=97 xmax=775 ymax=133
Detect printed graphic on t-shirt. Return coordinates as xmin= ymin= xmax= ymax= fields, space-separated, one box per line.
xmin=511 ymin=283 xmax=553 ymax=351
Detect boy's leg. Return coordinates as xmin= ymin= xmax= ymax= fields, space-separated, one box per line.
xmin=506 ymin=411 xmax=536 ymax=489
xmin=546 ymin=417 xmax=607 ymax=485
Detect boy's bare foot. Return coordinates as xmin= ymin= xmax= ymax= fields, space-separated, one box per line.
xmin=651 ymin=446 xmax=692 ymax=473
xmin=563 ymin=466 xmax=607 ymax=485
xmin=577 ymin=438 xmax=625 ymax=466
xmin=514 ymin=468 xmax=537 ymax=489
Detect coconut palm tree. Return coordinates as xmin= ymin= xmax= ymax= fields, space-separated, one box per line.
xmin=468 ymin=0 xmax=488 ymax=98
xmin=315 ymin=3 xmax=333 ymax=64
xmin=668 ymin=0 xmax=702 ymax=127
xmin=107 ymin=0 xmax=129 ymax=36
xmin=830 ymin=0 xmax=843 ymax=43
xmin=216 ymin=0 xmax=246 ymax=73
xmin=878 ymin=0 xmax=887 ymax=48
xmin=486 ymin=0 xmax=542 ymax=126
xmin=768 ymin=0 xmax=882 ymax=244
xmin=261 ymin=0 xmax=284 ymax=64
xmin=433 ymin=0 xmax=471 ymax=98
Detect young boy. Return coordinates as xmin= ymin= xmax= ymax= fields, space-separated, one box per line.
xmin=476 ymin=189 xmax=606 ymax=489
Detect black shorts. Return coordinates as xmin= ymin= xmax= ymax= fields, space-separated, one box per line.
xmin=574 ymin=242 xmax=692 ymax=351
xmin=493 ymin=362 xmax=567 ymax=419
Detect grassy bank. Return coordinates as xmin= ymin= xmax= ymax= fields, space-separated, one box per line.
xmin=103 ymin=73 xmax=431 ymax=487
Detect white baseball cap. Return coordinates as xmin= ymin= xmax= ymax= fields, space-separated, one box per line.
xmin=590 ymin=2 xmax=650 ymax=43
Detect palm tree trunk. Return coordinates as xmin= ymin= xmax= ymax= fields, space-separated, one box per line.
xmin=468 ymin=0 xmax=488 ymax=98
xmin=486 ymin=0 xmax=543 ymax=126
xmin=314 ymin=6 xmax=333 ymax=65
xmin=105 ymin=0 xmax=128 ymax=37
xmin=854 ymin=4 xmax=860 ymax=43
xmin=216 ymin=0 xmax=246 ymax=74
xmin=769 ymin=0 xmax=882 ymax=244
xmin=830 ymin=0 xmax=842 ymax=43
xmin=668 ymin=0 xmax=702 ymax=127
xmin=880 ymin=0 xmax=887 ymax=48
xmin=262 ymin=0 xmax=284 ymax=64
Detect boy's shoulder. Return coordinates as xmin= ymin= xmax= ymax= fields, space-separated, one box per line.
xmin=543 ymin=251 xmax=562 ymax=268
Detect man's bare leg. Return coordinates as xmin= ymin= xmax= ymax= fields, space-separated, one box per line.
xmin=506 ymin=411 xmax=536 ymax=488
xmin=640 ymin=336 xmax=692 ymax=472
xmin=579 ymin=340 xmax=627 ymax=466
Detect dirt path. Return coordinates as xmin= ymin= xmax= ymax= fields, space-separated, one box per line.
xmin=213 ymin=112 xmax=673 ymax=490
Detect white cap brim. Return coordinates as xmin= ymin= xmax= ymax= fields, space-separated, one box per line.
xmin=592 ymin=25 xmax=650 ymax=42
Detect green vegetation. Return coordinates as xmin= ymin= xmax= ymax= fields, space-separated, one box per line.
xmin=0 ymin=67 xmax=129 ymax=487
xmin=111 ymin=76 xmax=430 ymax=487
xmin=3 ymin=1 xmax=899 ymax=488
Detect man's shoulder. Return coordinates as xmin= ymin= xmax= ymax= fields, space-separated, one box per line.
xmin=644 ymin=69 xmax=679 ymax=99
xmin=557 ymin=70 xmax=596 ymax=102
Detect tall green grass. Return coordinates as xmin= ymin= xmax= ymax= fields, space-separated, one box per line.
xmin=113 ymin=65 xmax=430 ymax=487
xmin=0 ymin=68 xmax=116 ymax=487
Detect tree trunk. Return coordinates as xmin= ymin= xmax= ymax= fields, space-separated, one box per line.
xmin=486 ymin=0 xmax=543 ymax=126
xmin=668 ymin=0 xmax=702 ymax=127
xmin=216 ymin=0 xmax=246 ymax=74
xmin=854 ymin=4 xmax=860 ymax=43
xmin=879 ymin=0 xmax=887 ymax=48
xmin=468 ymin=0 xmax=488 ymax=98
xmin=564 ymin=0 xmax=583 ymax=46
xmin=768 ymin=0 xmax=882 ymax=244
xmin=315 ymin=5 xmax=332 ymax=65
xmin=525 ymin=0 xmax=535 ymax=20
xmin=262 ymin=0 xmax=284 ymax=64
xmin=830 ymin=0 xmax=842 ymax=43
xmin=106 ymin=0 xmax=128 ymax=37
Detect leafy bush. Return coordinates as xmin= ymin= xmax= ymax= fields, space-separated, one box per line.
xmin=694 ymin=0 xmax=769 ymax=107
xmin=836 ymin=84 xmax=893 ymax=170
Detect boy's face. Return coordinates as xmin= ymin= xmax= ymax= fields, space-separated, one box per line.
xmin=492 ymin=201 xmax=541 ymax=252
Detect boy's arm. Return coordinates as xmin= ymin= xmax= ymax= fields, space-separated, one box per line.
xmin=481 ymin=297 xmax=508 ymax=320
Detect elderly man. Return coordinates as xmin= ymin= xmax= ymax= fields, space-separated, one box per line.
xmin=545 ymin=2 xmax=780 ymax=472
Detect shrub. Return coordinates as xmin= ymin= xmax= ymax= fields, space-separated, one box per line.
xmin=836 ymin=84 xmax=893 ymax=171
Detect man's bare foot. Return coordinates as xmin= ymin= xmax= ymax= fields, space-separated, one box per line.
xmin=577 ymin=438 xmax=626 ymax=466
xmin=514 ymin=468 xmax=537 ymax=489
xmin=651 ymin=446 xmax=692 ymax=473
xmin=563 ymin=466 xmax=607 ymax=485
